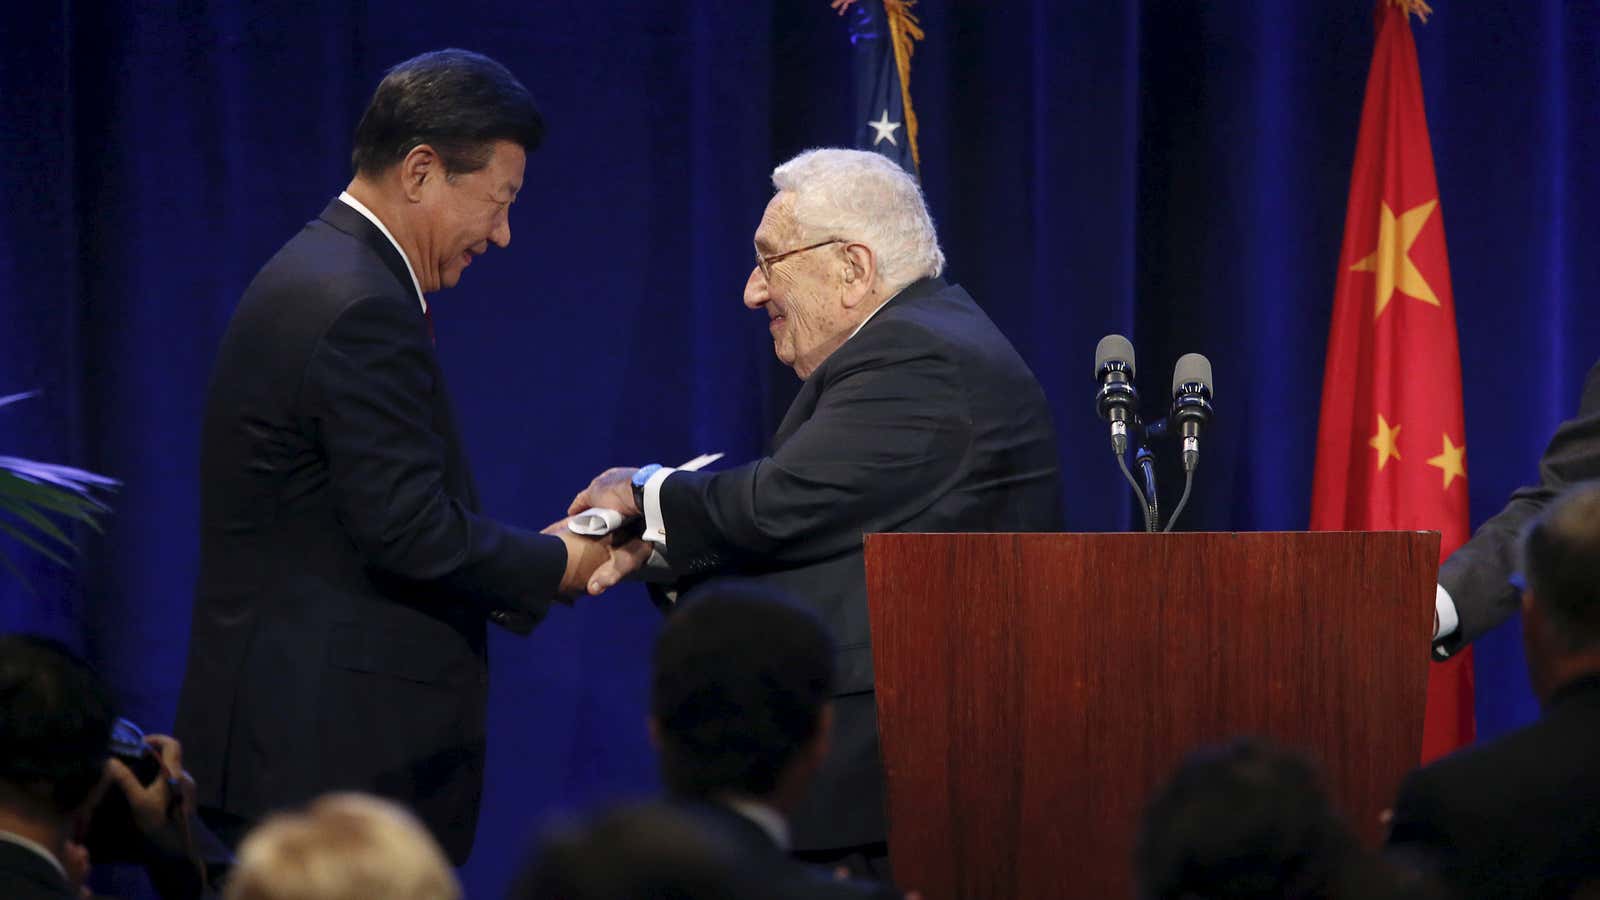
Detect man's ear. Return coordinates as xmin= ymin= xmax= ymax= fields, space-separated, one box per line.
xmin=646 ymin=715 xmax=663 ymax=751
xmin=839 ymin=242 xmax=877 ymax=308
xmin=399 ymin=144 xmax=441 ymax=202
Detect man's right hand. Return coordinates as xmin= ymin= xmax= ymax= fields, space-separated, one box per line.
xmin=546 ymin=518 xmax=657 ymax=597
xmin=547 ymin=520 xmax=612 ymax=596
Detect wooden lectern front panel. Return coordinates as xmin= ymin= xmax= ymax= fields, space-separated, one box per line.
xmin=864 ymin=531 xmax=1436 ymax=899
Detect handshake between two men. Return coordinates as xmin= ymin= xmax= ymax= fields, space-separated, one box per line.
xmin=546 ymin=466 xmax=662 ymax=599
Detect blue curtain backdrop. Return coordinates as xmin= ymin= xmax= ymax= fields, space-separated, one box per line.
xmin=2 ymin=1 xmax=1596 ymax=896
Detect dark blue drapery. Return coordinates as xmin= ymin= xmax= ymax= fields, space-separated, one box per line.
xmin=3 ymin=2 xmax=1596 ymax=896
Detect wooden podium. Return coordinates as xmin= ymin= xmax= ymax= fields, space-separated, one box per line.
xmin=863 ymin=531 xmax=1438 ymax=899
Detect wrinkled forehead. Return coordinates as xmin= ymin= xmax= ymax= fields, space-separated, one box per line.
xmin=753 ymin=192 xmax=803 ymax=250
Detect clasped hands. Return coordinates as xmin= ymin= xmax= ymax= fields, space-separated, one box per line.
xmin=545 ymin=466 xmax=655 ymax=597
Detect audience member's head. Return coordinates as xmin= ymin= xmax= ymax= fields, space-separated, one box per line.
xmin=1136 ymin=739 xmax=1361 ymax=900
xmin=1519 ymin=481 xmax=1600 ymax=701
xmin=650 ymin=584 xmax=836 ymax=811
xmin=223 ymin=793 xmax=460 ymax=900
xmin=510 ymin=803 xmax=763 ymax=900
xmin=0 ymin=634 xmax=116 ymax=828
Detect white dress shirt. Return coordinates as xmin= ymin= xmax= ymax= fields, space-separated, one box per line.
xmin=1435 ymin=583 xmax=1460 ymax=653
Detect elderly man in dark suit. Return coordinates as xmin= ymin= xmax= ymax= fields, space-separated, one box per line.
xmin=175 ymin=49 xmax=621 ymax=865
xmin=1432 ymin=360 xmax=1600 ymax=658
xmin=1388 ymin=482 xmax=1600 ymax=897
xmin=571 ymin=148 xmax=1065 ymax=875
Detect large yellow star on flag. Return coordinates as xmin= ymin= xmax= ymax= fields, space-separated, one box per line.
xmin=1426 ymin=432 xmax=1467 ymax=490
xmin=1369 ymin=414 xmax=1402 ymax=470
xmin=1350 ymin=199 xmax=1441 ymax=318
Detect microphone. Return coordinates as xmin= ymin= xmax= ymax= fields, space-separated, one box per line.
xmin=1170 ymin=353 xmax=1215 ymax=472
xmin=1094 ymin=334 xmax=1139 ymax=455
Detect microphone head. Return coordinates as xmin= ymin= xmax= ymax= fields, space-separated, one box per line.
xmin=1171 ymin=352 xmax=1213 ymax=398
xmin=1095 ymin=334 xmax=1136 ymax=380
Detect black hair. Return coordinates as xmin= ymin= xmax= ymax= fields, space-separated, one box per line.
xmin=510 ymin=803 xmax=760 ymax=900
xmin=350 ymin=48 xmax=544 ymax=177
xmin=651 ymin=584 xmax=836 ymax=799
xmin=0 ymin=634 xmax=116 ymax=817
xmin=1135 ymin=739 xmax=1358 ymax=900
xmin=1521 ymin=480 xmax=1600 ymax=650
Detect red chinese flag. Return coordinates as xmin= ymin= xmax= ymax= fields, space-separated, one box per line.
xmin=1310 ymin=2 xmax=1473 ymax=763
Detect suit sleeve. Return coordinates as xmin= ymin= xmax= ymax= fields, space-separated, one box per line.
xmin=656 ymin=325 xmax=971 ymax=574
xmin=301 ymin=293 xmax=567 ymax=617
xmin=1435 ymin=360 xmax=1600 ymax=658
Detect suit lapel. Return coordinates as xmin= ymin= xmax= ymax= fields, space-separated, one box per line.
xmin=317 ymin=199 xmax=419 ymax=306
xmin=768 ymin=277 xmax=945 ymax=451
xmin=316 ymin=199 xmax=480 ymax=512
xmin=771 ymin=377 xmax=822 ymax=451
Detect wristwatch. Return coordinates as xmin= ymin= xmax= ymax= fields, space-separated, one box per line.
xmin=631 ymin=464 xmax=663 ymax=513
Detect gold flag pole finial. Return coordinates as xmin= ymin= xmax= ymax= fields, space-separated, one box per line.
xmin=1388 ymin=0 xmax=1434 ymax=23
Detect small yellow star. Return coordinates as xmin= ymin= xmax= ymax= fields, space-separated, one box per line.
xmin=1350 ymin=199 xmax=1441 ymax=318
xmin=1369 ymin=414 xmax=1402 ymax=470
xmin=1426 ymin=433 xmax=1467 ymax=490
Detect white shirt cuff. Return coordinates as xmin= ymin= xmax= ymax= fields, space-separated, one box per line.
xmin=641 ymin=466 xmax=676 ymax=545
xmin=1435 ymin=583 xmax=1459 ymax=642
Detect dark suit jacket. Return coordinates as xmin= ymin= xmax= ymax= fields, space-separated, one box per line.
xmin=1435 ymin=360 xmax=1600 ymax=659
xmin=0 ymin=841 xmax=72 ymax=900
xmin=675 ymin=802 xmax=901 ymax=900
xmin=175 ymin=199 xmax=566 ymax=864
xmin=657 ymin=277 xmax=1065 ymax=850
xmin=1385 ymin=675 xmax=1600 ymax=898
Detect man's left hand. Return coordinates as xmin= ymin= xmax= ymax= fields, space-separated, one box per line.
xmin=568 ymin=467 xmax=641 ymax=519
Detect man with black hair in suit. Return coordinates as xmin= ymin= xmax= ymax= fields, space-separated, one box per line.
xmin=175 ymin=49 xmax=633 ymax=864
xmin=646 ymin=585 xmax=901 ymax=899
xmin=1389 ymin=481 xmax=1600 ymax=898
xmin=0 ymin=635 xmax=203 ymax=900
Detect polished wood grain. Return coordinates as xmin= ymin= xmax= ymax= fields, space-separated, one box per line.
xmin=864 ymin=531 xmax=1438 ymax=899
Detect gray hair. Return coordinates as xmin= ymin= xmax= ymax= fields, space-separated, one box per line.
xmin=771 ymin=148 xmax=945 ymax=292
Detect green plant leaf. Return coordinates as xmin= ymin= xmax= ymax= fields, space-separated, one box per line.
xmin=0 ymin=390 xmax=118 ymax=582
xmin=0 ymin=474 xmax=108 ymax=527
xmin=0 ymin=517 xmax=73 ymax=568
xmin=0 ymin=493 xmax=76 ymax=549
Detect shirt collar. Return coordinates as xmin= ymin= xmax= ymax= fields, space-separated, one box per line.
xmin=0 ymin=829 xmax=67 ymax=882
xmin=337 ymin=191 xmax=428 ymax=314
xmin=720 ymin=797 xmax=791 ymax=851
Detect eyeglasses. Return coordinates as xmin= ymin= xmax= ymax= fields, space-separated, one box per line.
xmin=754 ymin=238 xmax=846 ymax=281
